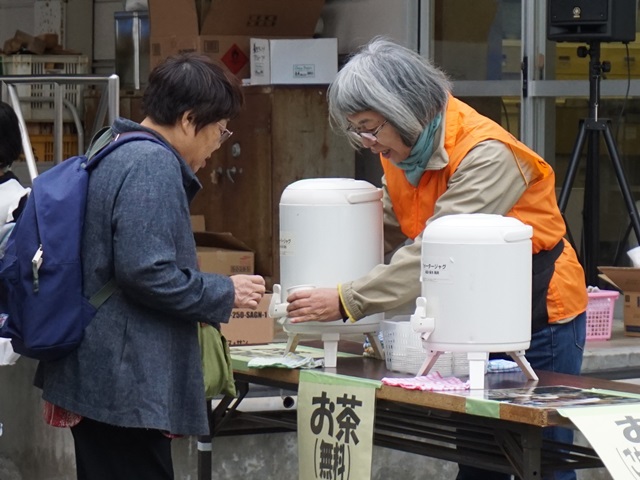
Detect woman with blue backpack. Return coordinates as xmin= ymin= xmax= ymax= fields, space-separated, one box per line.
xmin=32 ymin=53 xmax=266 ymax=480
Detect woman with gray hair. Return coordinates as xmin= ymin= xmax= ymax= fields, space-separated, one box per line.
xmin=287 ymin=37 xmax=587 ymax=480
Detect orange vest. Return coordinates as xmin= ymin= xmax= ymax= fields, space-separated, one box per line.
xmin=382 ymin=96 xmax=587 ymax=323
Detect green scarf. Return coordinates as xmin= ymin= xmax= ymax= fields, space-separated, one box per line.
xmin=396 ymin=113 xmax=442 ymax=187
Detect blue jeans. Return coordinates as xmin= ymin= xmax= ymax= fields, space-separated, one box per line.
xmin=456 ymin=312 xmax=587 ymax=480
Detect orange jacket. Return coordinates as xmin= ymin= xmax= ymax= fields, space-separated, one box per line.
xmin=381 ymin=96 xmax=587 ymax=323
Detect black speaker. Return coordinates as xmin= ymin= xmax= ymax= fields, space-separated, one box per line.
xmin=547 ymin=0 xmax=637 ymax=43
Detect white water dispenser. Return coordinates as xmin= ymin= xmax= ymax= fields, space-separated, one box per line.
xmin=269 ymin=178 xmax=384 ymax=367
xmin=410 ymin=214 xmax=539 ymax=389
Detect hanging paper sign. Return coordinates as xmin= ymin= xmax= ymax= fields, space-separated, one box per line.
xmin=558 ymin=391 xmax=640 ymax=479
xmin=298 ymin=371 xmax=380 ymax=480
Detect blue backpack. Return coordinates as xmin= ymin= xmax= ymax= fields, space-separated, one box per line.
xmin=0 ymin=131 xmax=168 ymax=361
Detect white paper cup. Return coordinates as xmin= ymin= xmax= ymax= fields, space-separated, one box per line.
xmin=287 ymin=284 xmax=316 ymax=295
xmin=628 ymin=246 xmax=640 ymax=267
xmin=280 ymin=285 xmax=316 ymax=325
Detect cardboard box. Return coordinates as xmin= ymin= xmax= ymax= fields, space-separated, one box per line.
xmin=598 ymin=266 xmax=640 ymax=336
xmin=190 ymin=214 xmax=206 ymax=232
xmin=250 ymin=38 xmax=338 ymax=85
xmin=150 ymin=35 xmax=253 ymax=77
xmin=148 ymin=0 xmax=326 ymax=79
xmin=195 ymin=231 xmax=254 ymax=275
xmin=221 ymin=293 xmax=275 ymax=346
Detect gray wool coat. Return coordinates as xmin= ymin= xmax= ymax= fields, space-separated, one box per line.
xmin=35 ymin=118 xmax=235 ymax=435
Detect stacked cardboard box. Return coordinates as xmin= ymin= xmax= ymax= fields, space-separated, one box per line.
xmin=148 ymin=0 xmax=326 ymax=80
xmin=194 ymin=231 xmax=254 ymax=276
xmin=222 ymin=293 xmax=274 ymax=346
xmin=191 ymin=215 xmax=254 ymax=275
xmin=190 ymin=215 xmax=274 ymax=344
xmin=599 ymin=266 xmax=640 ymax=337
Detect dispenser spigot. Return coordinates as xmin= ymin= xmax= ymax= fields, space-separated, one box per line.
xmin=410 ymin=296 xmax=435 ymax=341
xmin=268 ymin=284 xmax=288 ymax=319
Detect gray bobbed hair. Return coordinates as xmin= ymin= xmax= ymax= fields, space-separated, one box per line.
xmin=328 ymin=37 xmax=452 ymax=149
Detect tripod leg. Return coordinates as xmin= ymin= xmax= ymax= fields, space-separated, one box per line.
xmin=602 ymin=124 xmax=640 ymax=247
xmin=584 ymin=125 xmax=600 ymax=286
xmin=558 ymin=120 xmax=588 ymax=213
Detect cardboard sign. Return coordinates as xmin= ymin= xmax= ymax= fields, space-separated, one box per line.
xmin=558 ymin=394 xmax=640 ymax=478
xmin=297 ymin=371 xmax=380 ymax=480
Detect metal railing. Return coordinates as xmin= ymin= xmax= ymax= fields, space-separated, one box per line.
xmin=0 ymin=74 xmax=120 ymax=181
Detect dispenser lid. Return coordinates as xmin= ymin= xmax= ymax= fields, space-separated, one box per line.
xmin=281 ymin=178 xmax=382 ymax=205
xmin=423 ymin=214 xmax=533 ymax=244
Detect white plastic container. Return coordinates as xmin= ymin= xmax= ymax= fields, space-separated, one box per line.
xmin=381 ymin=320 xmax=469 ymax=376
xmin=274 ymin=178 xmax=384 ymax=335
xmin=419 ymin=214 xmax=533 ymax=351
xmin=410 ymin=214 xmax=538 ymax=388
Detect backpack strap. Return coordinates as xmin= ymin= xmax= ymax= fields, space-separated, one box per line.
xmin=84 ymin=130 xmax=116 ymax=307
xmin=84 ymin=129 xmax=172 ymax=309
xmin=89 ymin=278 xmax=118 ymax=309
xmin=85 ymin=129 xmax=168 ymax=172
xmin=85 ymin=126 xmax=113 ymax=160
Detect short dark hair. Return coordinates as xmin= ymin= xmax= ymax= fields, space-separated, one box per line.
xmin=0 ymin=101 xmax=23 ymax=169
xmin=142 ymin=53 xmax=244 ymax=133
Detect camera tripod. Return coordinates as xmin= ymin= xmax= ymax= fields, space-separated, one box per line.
xmin=557 ymin=41 xmax=640 ymax=286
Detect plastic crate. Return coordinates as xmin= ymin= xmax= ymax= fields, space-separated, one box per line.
xmin=586 ymin=290 xmax=620 ymax=341
xmin=28 ymin=134 xmax=79 ymax=162
xmin=0 ymin=54 xmax=89 ymax=121
xmin=381 ymin=321 xmax=469 ymax=376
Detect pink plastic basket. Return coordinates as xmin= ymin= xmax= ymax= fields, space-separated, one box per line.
xmin=586 ymin=290 xmax=620 ymax=340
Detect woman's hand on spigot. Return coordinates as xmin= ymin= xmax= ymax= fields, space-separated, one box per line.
xmin=286 ymin=288 xmax=343 ymax=323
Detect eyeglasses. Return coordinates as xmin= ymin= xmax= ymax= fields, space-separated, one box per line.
xmin=346 ymin=120 xmax=388 ymax=144
xmin=217 ymin=122 xmax=233 ymax=144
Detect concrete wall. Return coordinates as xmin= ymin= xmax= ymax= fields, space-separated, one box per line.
xmin=0 ymin=358 xmax=74 ymax=480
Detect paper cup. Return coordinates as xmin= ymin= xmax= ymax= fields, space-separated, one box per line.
xmin=280 ymin=285 xmax=316 ymax=326
xmin=287 ymin=284 xmax=316 ymax=295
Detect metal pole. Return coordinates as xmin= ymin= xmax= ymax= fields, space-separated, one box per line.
xmin=7 ymin=85 xmax=38 ymax=181
xmin=53 ymin=83 xmax=64 ymax=164
xmin=581 ymin=42 xmax=602 ymax=284
xmin=1 ymin=74 xmax=120 ymax=158
xmin=108 ymin=74 xmax=120 ymax=125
